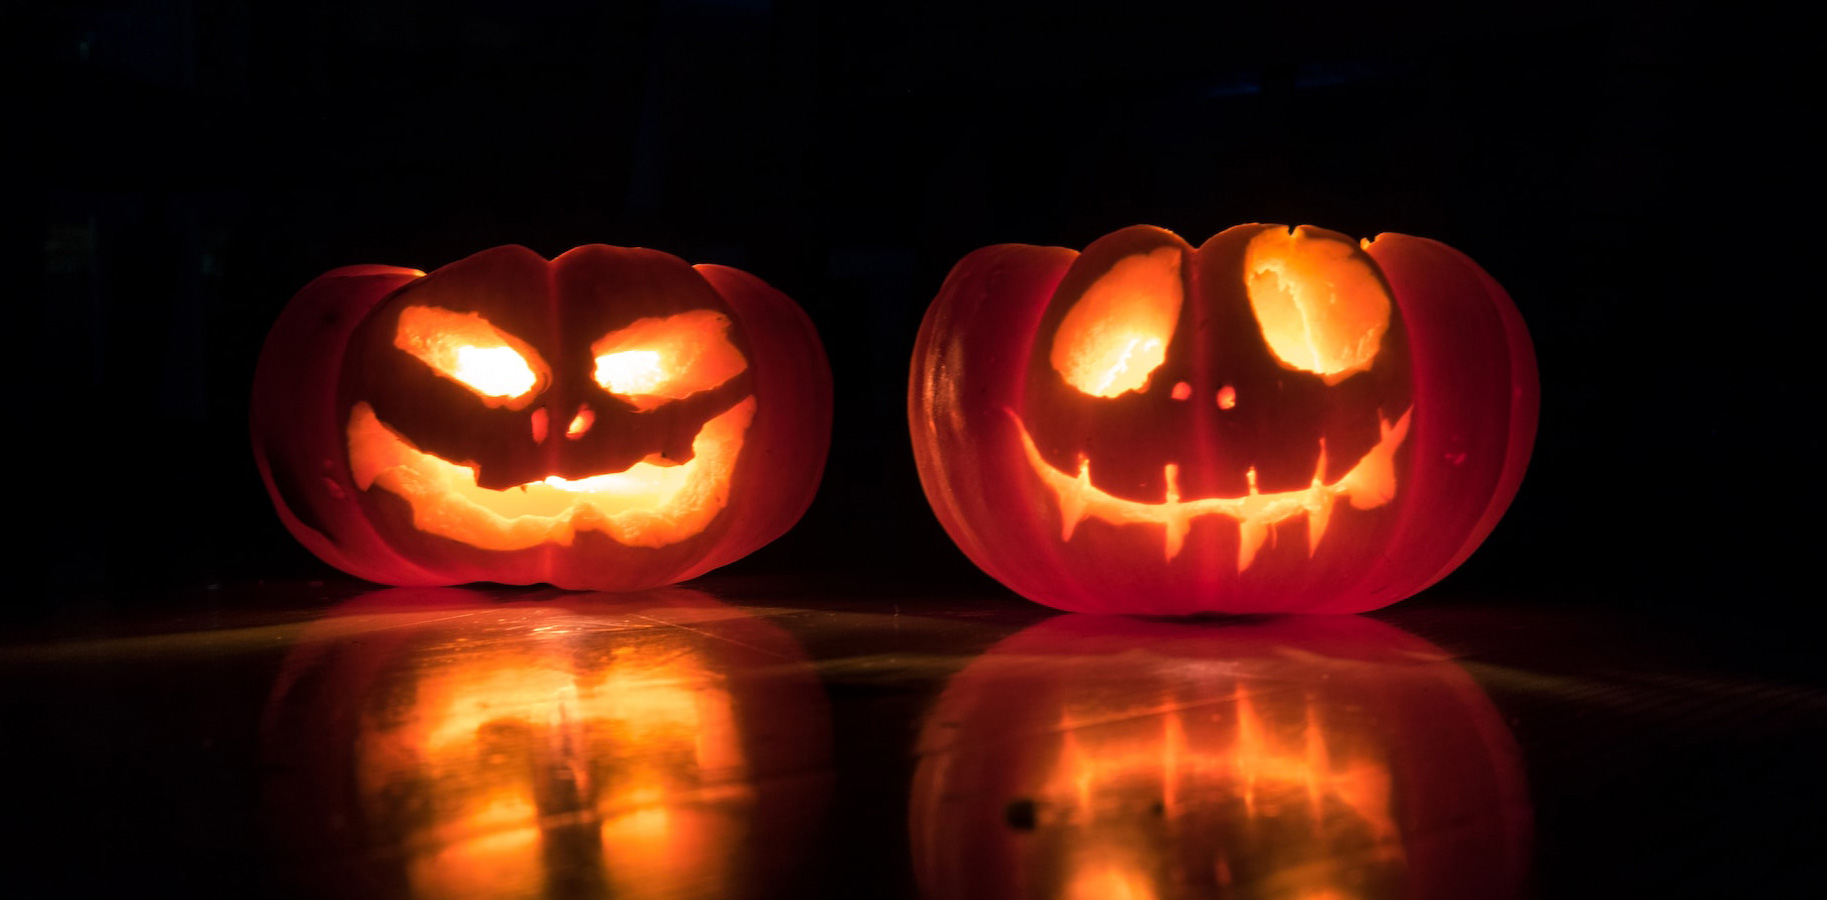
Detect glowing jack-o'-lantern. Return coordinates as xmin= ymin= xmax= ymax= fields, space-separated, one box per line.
xmin=253 ymin=244 xmax=832 ymax=591
xmin=910 ymin=615 xmax=1531 ymax=900
xmin=910 ymin=224 xmax=1537 ymax=614
xmin=263 ymin=588 xmax=832 ymax=900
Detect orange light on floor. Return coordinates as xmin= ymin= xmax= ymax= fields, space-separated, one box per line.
xmin=264 ymin=587 xmax=832 ymax=900
xmin=911 ymin=615 xmax=1531 ymax=900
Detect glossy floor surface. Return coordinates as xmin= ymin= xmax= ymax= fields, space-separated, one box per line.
xmin=4 ymin=574 xmax=1819 ymax=899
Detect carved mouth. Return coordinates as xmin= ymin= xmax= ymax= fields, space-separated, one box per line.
xmin=1011 ymin=407 xmax=1411 ymax=571
xmin=346 ymin=398 xmax=755 ymax=551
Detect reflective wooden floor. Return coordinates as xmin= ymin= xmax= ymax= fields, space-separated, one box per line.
xmin=3 ymin=574 xmax=1818 ymax=899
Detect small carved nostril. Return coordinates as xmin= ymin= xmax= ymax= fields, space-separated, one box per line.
xmin=530 ymin=407 xmax=550 ymax=443
xmin=566 ymin=406 xmax=594 ymax=439
xmin=1004 ymin=798 xmax=1038 ymax=831
xmin=1217 ymin=384 xmax=1237 ymax=409
xmin=1171 ymin=381 xmax=1191 ymax=400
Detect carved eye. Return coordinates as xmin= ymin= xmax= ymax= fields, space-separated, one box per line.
xmin=395 ymin=306 xmax=546 ymax=408
xmin=1242 ymin=227 xmax=1391 ymax=384
xmin=592 ymin=310 xmax=749 ymax=412
xmin=1050 ymin=247 xmax=1184 ymax=398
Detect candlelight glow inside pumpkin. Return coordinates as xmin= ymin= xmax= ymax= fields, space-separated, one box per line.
xmin=1050 ymin=247 xmax=1183 ymax=398
xmin=1012 ymin=406 xmax=1406 ymax=569
xmin=346 ymin=400 xmax=753 ymax=551
xmin=349 ymin=305 xmax=756 ymax=552
xmin=1242 ymin=228 xmax=1391 ymax=381
xmin=908 ymin=222 xmax=1536 ymax=614
xmin=252 ymin=244 xmax=832 ymax=591
xmin=395 ymin=305 xmax=547 ymax=405
xmin=590 ymin=309 xmax=750 ymax=409
xmin=1018 ymin=228 xmax=1408 ymax=571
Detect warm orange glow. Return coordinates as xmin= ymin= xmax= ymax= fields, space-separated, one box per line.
xmin=356 ymin=630 xmax=751 ymax=900
xmin=596 ymin=349 xmax=667 ymax=394
xmin=1051 ymin=248 xmax=1184 ymax=398
xmin=395 ymin=305 xmax=545 ymax=405
xmin=455 ymin=346 xmax=538 ymax=397
xmin=1012 ymin=406 xmax=1411 ymax=569
xmin=1243 ymin=228 xmax=1391 ymax=384
xmin=566 ymin=407 xmax=595 ymax=439
xmin=592 ymin=310 xmax=749 ymax=412
xmin=1036 ymin=682 xmax=1400 ymax=900
xmin=347 ymin=397 xmax=756 ymax=550
xmin=405 ymin=802 xmax=543 ymax=900
xmin=1066 ymin=863 xmax=1158 ymax=900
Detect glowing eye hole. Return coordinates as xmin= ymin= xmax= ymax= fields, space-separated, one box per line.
xmin=1243 ymin=227 xmax=1392 ymax=383
xmin=1051 ymin=247 xmax=1184 ymax=398
xmin=595 ymin=350 xmax=665 ymax=394
xmin=452 ymin=347 xmax=537 ymax=396
xmin=592 ymin=309 xmax=749 ymax=412
xmin=395 ymin=306 xmax=544 ymax=406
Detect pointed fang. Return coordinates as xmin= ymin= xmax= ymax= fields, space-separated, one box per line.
xmin=1057 ymin=455 xmax=1093 ymax=542
xmin=1162 ymin=463 xmax=1190 ymax=561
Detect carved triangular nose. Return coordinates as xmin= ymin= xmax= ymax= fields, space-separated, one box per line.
xmin=531 ymin=405 xmax=595 ymax=443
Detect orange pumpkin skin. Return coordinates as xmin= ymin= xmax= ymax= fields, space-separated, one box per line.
xmin=909 ymin=224 xmax=1537 ymax=614
xmin=253 ymin=245 xmax=832 ymax=591
xmin=910 ymin=615 xmax=1532 ymax=900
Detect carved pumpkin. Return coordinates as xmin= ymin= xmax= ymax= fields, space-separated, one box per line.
xmin=253 ymin=244 xmax=832 ymax=591
xmin=909 ymin=224 xmax=1537 ymax=614
xmin=263 ymin=587 xmax=832 ymax=900
xmin=910 ymin=615 xmax=1531 ymax=900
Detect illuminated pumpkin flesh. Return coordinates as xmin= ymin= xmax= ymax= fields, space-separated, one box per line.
xmin=910 ymin=224 xmax=1537 ymax=614
xmin=253 ymin=245 xmax=831 ymax=590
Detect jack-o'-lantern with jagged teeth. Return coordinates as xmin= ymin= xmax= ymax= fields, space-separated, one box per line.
xmin=254 ymin=244 xmax=831 ymax=591
xmin=909 ymin=223 xmax=1537 ymax=615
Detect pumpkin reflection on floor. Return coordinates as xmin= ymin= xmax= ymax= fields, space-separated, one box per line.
xmin=263 ymin=587 xmax=830 ymax=900
xmin=910 ymin=616 xmax=1530 ymax=900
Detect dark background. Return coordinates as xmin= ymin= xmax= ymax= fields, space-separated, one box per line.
xmin=7 ymin=4 xmax=1823 ymax=899
xmin=14 ymin=0 xmax=1813 ymax=614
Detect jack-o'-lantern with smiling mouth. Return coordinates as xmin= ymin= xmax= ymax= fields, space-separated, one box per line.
xmin=254 ymin=244 xmax=832 ymax=591
xmin=909 ymin=224 xmax=1537 ymax=614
